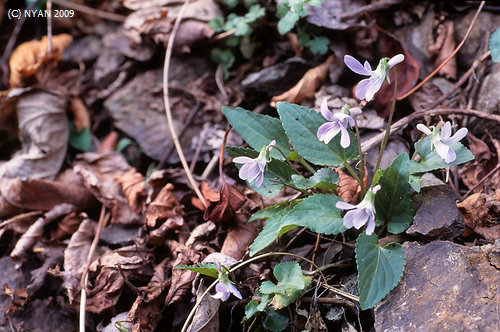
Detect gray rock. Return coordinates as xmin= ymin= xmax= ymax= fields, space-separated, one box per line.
xmin=375 ymin=241 xmax=500 ymax=332
xmin=419 ymin=173 xmax=445 ymax=188
xmin=476 ymin=63 xmax=500 ymax=114
xmin=241 ymin=57 xmax=309 ymax=95
xmin=63 ymin=35 xmax=102 ymax=62
xmin=407 ymin=185 xmax=464 ymax=239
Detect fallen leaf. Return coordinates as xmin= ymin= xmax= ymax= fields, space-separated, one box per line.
xmin=186 ymin=284 xmax=220 ymax=332
xmin=149 ymin=215 xmax=184 ymax=246
xmin=428 ymin=21 xmax=457 ymax=80
xmin=73 ymin=152 xmax=142 ymax=225
xmin=457 ymin=192 xmax=500 ymax=242
xmin=0 ymin=91 xmax=69 ymax=180
xmin=115 ymin=168 xmax=147 ymax=214
xmin=271 ymin=55 xmax=334 ymax=106
xmin=50 ymin=212 xmax=85 ymax=241
xmin=9 ymin=34 xmax=72 ymax=88
xmin=62 ymin=218 xmax=97 ymax=305
xmin=333 ymin=167 xmax=360 ymax=204
xmin=10 ymin=203 xmax=76 ymax=259
xmin=69 ymin=97 xmax=90 ymax=131
xmin=99 ymin=131 xmax=120 ymax=153
xmin=203 ymin=181 xmax=246 ymax=223
xmin=145 ymin=183 xmax=184 ymax=228
xmin=220 ymin=212 xmax=261 ymax=260
xmin=0 ymin=176 xmax=97 ymax=218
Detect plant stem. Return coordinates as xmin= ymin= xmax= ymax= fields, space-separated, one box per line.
xmin=353 ymin=118 xmax=365 ymax=195
xmin=273 ymin=146 xmax=302 ymax=175
xmin=375 ymin=71 xmax=398 ymax=171
xmin=343 ymin=161 xmax=362 ymax=188
xmin=298 ymin=157 xmax=316 ymax=174
xmin=411 ymin=137 xmax=423 ymax=160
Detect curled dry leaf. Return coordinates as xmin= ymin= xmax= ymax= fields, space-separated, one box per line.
xmin=63 ymin=218 xmax=97 ymax=305
xmin=460 ymin=134 xmax=499 ymax=192
xmin=73 ymin=151 xmax=141 ymax=225
xmin=99 ymin=131 xmax=120 ymax=153
xmin=10 ymin=203 xmax=76 ymax=259
xmin=86 ymin=246 xmax=154 ymax=313
xmin=428 ymin=21 xmax=457 ymax=80
xmin=0 ymin=176 xmax=97 ymax=218
xmin=203 ymin=181 xmax=246 ymax=223
xmin=221 ymin=212 xmax=261 ymax=260
xmin=149 ymin=215 xmax=184 ymax=246
xmin=333 ymin=167 xmax=361 ymax=204
xmin=0 ymin=91 xmax=69 ymax=180
xmin=115 ymin=168 xmax=147 ymax=214
xmin=50 ymin=212 xmax=85 ymax=241
xmin=129 ymin=258 xmax=171 ymax=332
xmin=457 ymin=191 xmax=500 ymax=242
xmin=271 ymin=55 xmax=334 ymax=106
xmin=69 ymin=97 xmax=90 ymax=131
xmin=9 ymin=34 xmax=73 ymax=88
xmin=145 ymin=183 xmax=184 ymax=228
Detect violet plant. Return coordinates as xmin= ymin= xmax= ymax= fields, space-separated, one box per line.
xmin=178 ymin=54 xmax=474 ymax=331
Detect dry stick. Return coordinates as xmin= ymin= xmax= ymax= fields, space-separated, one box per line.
xmin=463 ymin=163 xmax=500 ymax=198
xmin=397 ymin=1 xmax=485 ymax=101
xmin=361 ymin=108 xmax=500 ymax=154
xmin=52 ymin=0 xmax=126 ymax=22
xmin=0 ymin=211 xmax=42 ymax=229
xmin=340 ymin=0 xmax=401 ymax=21
xmin=47 ymin=0 xmax=53 ymax=54
xmin=428 ymin=50 xmax=491 ymax=109
xmin=162 ymin=0 xmax=207 ymax=209
xmin=79 ymin=207 xmax=109 ymax=332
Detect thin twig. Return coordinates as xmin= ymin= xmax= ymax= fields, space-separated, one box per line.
xmin=340 ymin=0 xmax=401 ymax=21
xmin=162 ymin=0 xmax=207 ymax=208
xmin=47 ymin=0 xmax=53 ymax=54
xmin=52 ymin=0 xmax=126 ymax=22
xmin=0 ymin=211 xmax=43 ymax=229
xmin=397 ymin=1 xmax=485 ymax=100
xmin=463 ymin=164 xmax=500 ymax=198
xmin=361 ymin=108 xmax=500 ymax=154
xmin=428 ymin=50 xmax=491 ymax=109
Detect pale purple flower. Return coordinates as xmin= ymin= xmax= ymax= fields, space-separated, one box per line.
xmin=344 ymin=54 xmax=405 ymax=102
xmin=317 ymin=99 xmax=361 ymax=148
xmin=211 ymin=280 xmax=242 ymax=301
xmin=233 ymin=140 xmax=276 ymax=187
xmin=335 ymin=184 xmax=381 ymax=235
xmin=416 ymin=122 xmax=468 ymax=163
xmin=211 ymin=263 xmax=242 ymax=301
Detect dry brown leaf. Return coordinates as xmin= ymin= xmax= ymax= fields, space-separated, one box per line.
xmin=333 ymin=167 xmax=360 ymax=204
xmin=164 ymin=248 xmax=201 ymax=306
xmin=0 ymin=91 xmax=69 ymax=180
xmin=115 ymin=168 xmax=147 ymax=213
xmin=270 ymin=55 xmax=334 ymax=106
xmin=129 ymin=258 xmax=171 ymax=332
xmin=9 ymin=34 xmax=73 ymax=88
xmin=10 ymin=203 xmax=76 ymax=259
xmin=50 ymin=211 xmax=84 ymax=241
xmin=467 ymin=132 xmax=491 ymax=162
xmin=149 ymin=215 xmax=184 ymax=246
xmin=73 ymin=152 xmax=141 ymax=225
xmin=145 ymin=183 xmax=184 ymax=228
xmin=62 ymin=218 xmax=97 ymax=305
xmin=220 ymin=212 xmax=261 ymax=260
xmin=428 ymin=21 xmax=456 ymax=80
xmin=69 ymin=97 xmax=90 ymax=131
xmin=99 ymin=131 xmax=120 ymax=153
xmin=0 ymin=176 xmax=97 ymax=218
xmin=457 ymin=192 xmax=500 ymax=242
xmin=203 ymin=181 xmax=246 ymax=223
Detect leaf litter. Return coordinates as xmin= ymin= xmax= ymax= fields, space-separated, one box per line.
xmin=0 ymin=1 xmax=498 ymax=331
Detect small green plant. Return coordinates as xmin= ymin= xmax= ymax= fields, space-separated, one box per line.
xmin=209 ymin=0 xmax=328 ymax=79
xmin=179 ymin=53 xmax=474 ymax=331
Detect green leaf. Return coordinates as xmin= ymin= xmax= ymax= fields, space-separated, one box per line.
xmin=174 ymin=263 xmax=218 ymax=278
xmin=410 ymin=137 xmax=474 ymax=174
xmin=117 ymin=138 xmax=133 ymax=152
xmin=222 ymin=106 xmax=291 ymax=160
xmin=264 ymin=309 xmax=288 ymax=331
xmin=250 ymin=205 xmax=296 ymax=256
xmin=226 ymin=146 xmax=295 ymax=197
xmin=409 ymin=174 xmax=421 ymax=192
xmin=249 ymin=201 xmax=292 ymax=222
xmin=490 ymin=28 xmax=500 ymax=63
xmin=244 ymin=300 xmax=260 ymax=321
xmin=208 ymin=16 xmax=225 ymax=32
xmin=278 ymin=11 xmax=299 ymax=34
xmin=291 ymin=167 xmax=339 ymax=191
xmin=69 ymin=124 xmax=92 ymax=151
xmin=261 ymin=261 xmax=312 ymax=309
xmin=277 ymin=102 xmax=358 ymax=166
xmin=375 ymin=153 xmax=413 ymax=234
xmin=281 ymin=194 xmax=345 ymax=235
xmin=355 ymin=233 xmax=406 ymax=310
xmin=306 ymin=36 xmax=329 ymax=54
xmin=276 ymin=2 xmax=290 ymax=18
xmin=245 ymin=4 xmax=265 ymax=22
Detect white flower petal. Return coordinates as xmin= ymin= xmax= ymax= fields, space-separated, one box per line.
xmin=336 ymin=201 xmax=355 ymax=210
xmin=416 ymin=124 xmax=432 ymax=136
xmin=349 ymin=107 xmax=362 ymax=116
xmin=344 ymin=55 xmax=371 ymax=76
xmin=320 ymin=98 xmax=334 ymax=121
xmin=356 ymin=78 xmax=371 ymax=100
xmin=227 ymin=282 xmax=242 ymax=299
xmin=340 ymin=126 xmax=351 ymax=148
xmin=444 ymin=147 xmax=456 ymax=163
xmin=364 ymin=60 xmax=372 ymax=72
xmin=233 ymin=156 xmax=255 ymax=164
xmin=364 ymin=76 xmax=384 ymax=102
xmin=434 ymin=141 xmax=451 ymax=162
xmin=388 ymin=54 xmax=405 ymax=68
xmin=440 ymin=122 xmax=452 ymax=139
xmin=239 ymin=162 xmax=261 ymax=182
xmin=442 ymin=128 xmax=468 ymax=145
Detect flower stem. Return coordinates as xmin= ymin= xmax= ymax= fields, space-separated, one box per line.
xmin=343 ymin=161 xmax=362 ymax=189
xmin=353 ymin=118 xmax=366 ymax=195
xmin=375 ymin=70 xmax=398 ymax=171
xmin=411 ymin=137 xmax=423 ymax=160
xmin=273 ymin=146 xmax=302 ymax=175
xmin=298 ymin=157 xmax=316 ymax=174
